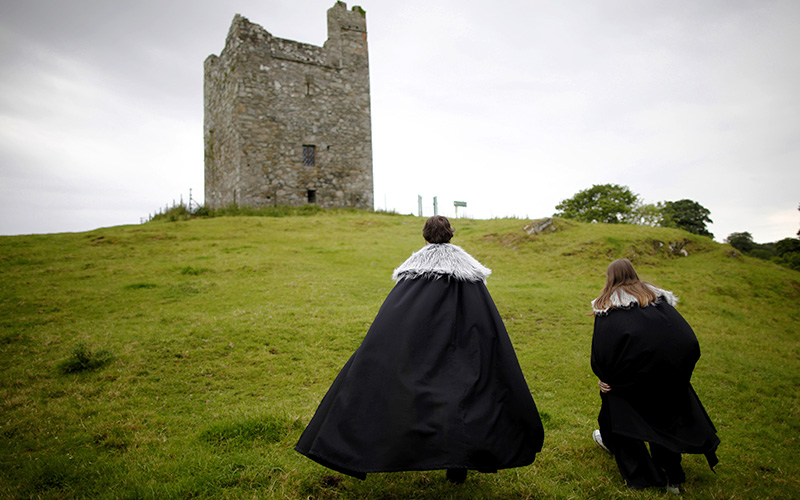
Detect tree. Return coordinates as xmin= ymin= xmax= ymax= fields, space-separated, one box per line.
xmin=775 ymin=237 xmax=800 ymax=271
xmin=554 ymin=184 xmax=639 ymax=224
xmin=662 ymin=199 xmax=714 ymax=237
xmin=725 ymin=232 xmax=755 ymax=253
xmin=627 ymin=202 xmax=666 ymax=227
xmin=773 ymin=238 xmax=800 ymax=271
xmin=724 ymin=225 xmax=800 ymax=271
xmin=775 ymin=237 xmax=800 ymax=256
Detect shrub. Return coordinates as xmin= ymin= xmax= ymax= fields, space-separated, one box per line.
xmin=58 ymin=342 xmax=114 ymax=374
xmin=149 ymin=204 xmax=192 ymax=222
xmin=192 ymin=204 xmax=211 ymax=217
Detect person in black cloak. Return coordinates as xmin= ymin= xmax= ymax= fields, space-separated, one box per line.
xmin=295 ymin=215 xmax=544 ymax=484
xmin=590 ymin=258 xmax=719 ymax=494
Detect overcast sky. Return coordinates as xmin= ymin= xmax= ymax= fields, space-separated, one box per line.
xmin=1 ymin=0 xmax=798 ymax=242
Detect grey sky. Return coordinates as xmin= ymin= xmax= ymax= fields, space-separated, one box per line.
xmin=1 ymin=0 xmax=798 ymax=242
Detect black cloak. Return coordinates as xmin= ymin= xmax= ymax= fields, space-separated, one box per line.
xmin=590 ymin=288 xmax=719 ymax=467
xmin=295 ymin=244 xmax=544 ymax=479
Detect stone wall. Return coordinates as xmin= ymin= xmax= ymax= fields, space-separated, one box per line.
xmin=204 ymin=2 xmax=373 ymax=210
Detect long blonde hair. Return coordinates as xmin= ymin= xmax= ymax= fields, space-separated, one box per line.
xmin=593 ymin=258 xmax=658 ymax=311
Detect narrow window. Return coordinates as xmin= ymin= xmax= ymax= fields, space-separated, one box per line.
xmin=305 ymin=76 xmax=314 ymax=96
xmin=307 ymin=190 xmax=317 ymax=204
xmin=302 ymin=145 xmax=315 ymax=166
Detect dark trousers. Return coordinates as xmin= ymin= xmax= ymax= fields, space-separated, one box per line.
xmin=598 ymin=398 xmax=686 ymax=489
xmin=604 ymin=432 xmax=686 ymax=489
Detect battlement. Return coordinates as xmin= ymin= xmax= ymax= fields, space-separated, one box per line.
xmin=328 ymin=1 xmax=367 ymax=33
xmin=271 ymin=37 xmax=327 ymax=66
xmin=220 ymin=14 xmax=329 ymax=67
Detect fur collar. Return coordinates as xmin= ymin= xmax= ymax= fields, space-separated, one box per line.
xmin=592 ymin=284 xmax=678 ymax=316
xmin=392 ymin=243 xmax=491 ymax=283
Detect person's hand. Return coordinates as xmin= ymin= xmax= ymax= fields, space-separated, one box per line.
xmin=598 ymin=380 xmax=612 ymax=393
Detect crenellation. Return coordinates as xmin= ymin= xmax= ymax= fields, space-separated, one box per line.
xmin=271 ymin=38 xmax=327 ymax=66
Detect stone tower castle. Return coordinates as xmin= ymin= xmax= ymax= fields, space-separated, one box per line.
xmin=204 ymin=2 xmax=373 ymax=210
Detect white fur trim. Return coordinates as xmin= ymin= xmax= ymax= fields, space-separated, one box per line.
xmin=592 ymin=284 xmax=678 ymax=315
xmin=392 ymin=244 xmax=491 ymax=283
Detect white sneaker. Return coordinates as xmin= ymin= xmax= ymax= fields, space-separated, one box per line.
xmin=592 ymin=429 xmax=612 ymax=454
xmin=666 ymin=484 xmax=681 ymax=495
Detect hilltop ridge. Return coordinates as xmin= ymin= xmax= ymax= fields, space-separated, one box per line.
xmin=1 ymin=212 xmax=798 ymax=499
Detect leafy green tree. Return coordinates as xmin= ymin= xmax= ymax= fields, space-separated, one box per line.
xmin=725 ymin=232 xmax=756 ymax=253
xmin=554 ymin=184 xmax=639 ymax=224
xmin=662 ymin=199 xmax=714 ymax=237
xmin=627 ymin=202 xmax=665 ymax=227
xmin=775 ymin=237 xmax=800 ymax=256
xmin=775 ymin=237 xmax=800 ymax=271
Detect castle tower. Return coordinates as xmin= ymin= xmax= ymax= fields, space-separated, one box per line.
xmin=203 ymin=2 xmax=373 ymax=210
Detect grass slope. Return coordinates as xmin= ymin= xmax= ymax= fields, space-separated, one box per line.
xmin=1 ymin=212 xmax=798 ymax=499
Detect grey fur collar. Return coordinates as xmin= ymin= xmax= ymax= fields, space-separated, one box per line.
xmin=392 ymin=243 xmax=491 ymax=283
xmin=592 ymin=284 xmax=678 ymax=316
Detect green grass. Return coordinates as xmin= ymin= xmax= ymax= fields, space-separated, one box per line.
xmin=1 ymin=212 xmax=798 ymax=499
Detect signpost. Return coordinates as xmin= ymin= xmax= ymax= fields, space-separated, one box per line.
xmin=454 ymin=201 xmax=467 ymax=217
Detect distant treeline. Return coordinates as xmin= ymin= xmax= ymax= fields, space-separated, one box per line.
xmin=555 ymin=184 xmax=800 ymax=272
xmin=725 ymin=232 xmax=800 ymax=271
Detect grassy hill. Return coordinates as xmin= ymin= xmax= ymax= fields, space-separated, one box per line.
xmin=1 ymin=211 xmax=798 ymax=499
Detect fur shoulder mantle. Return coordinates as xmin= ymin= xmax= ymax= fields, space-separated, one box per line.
xmin=392 ymin=243 xmax=491 ymax=283
xmin=591 ymin=284 xmax=678 ymax=316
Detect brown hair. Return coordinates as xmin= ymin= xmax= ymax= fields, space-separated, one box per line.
xmin=593 ymin=258 xmax=658 ymax=311
xmin=422 ymin=215 xmax=454 ymax=244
